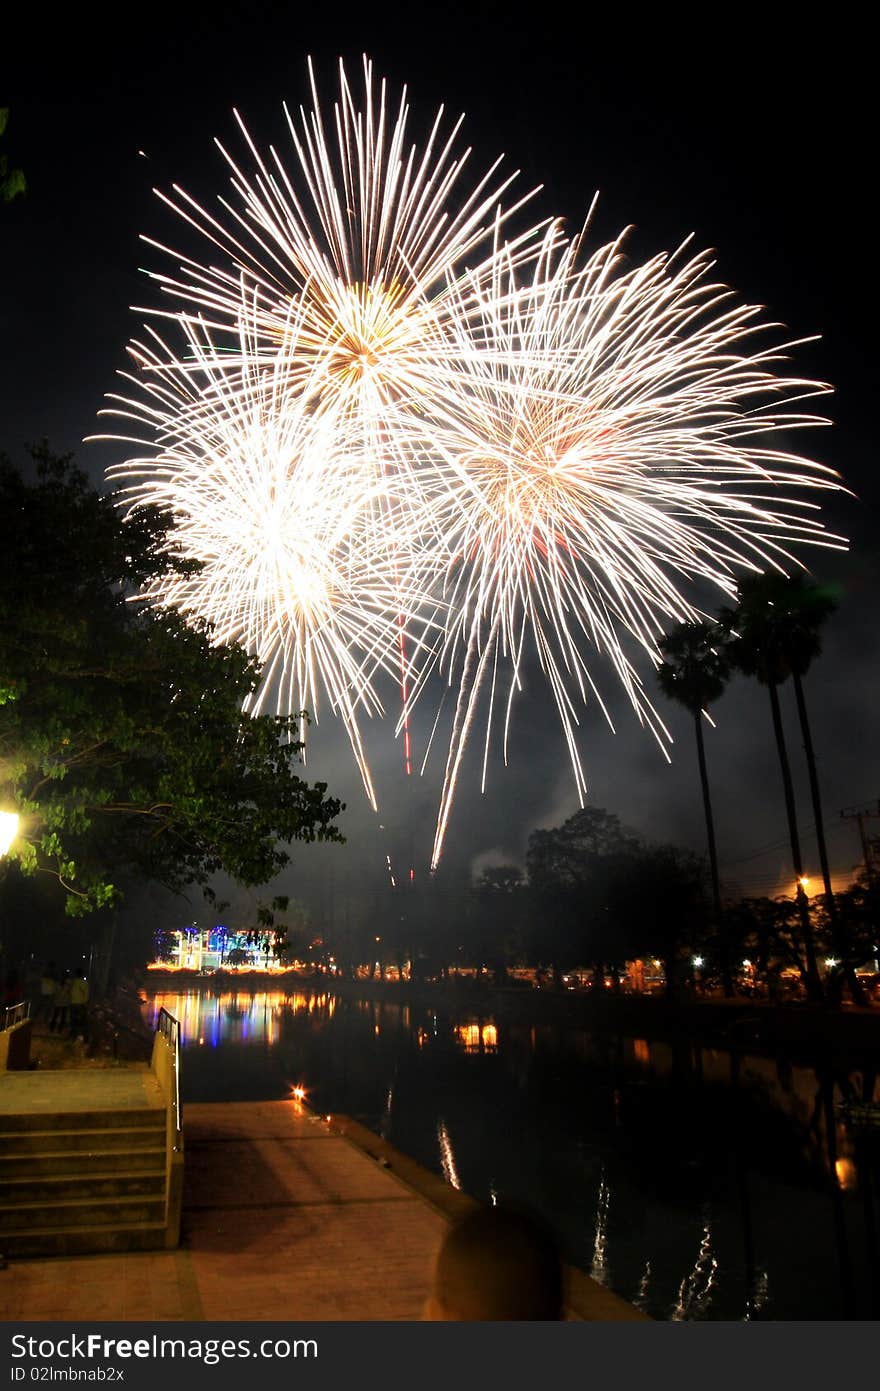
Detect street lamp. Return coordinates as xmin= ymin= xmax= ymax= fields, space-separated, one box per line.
xmin=0 ymin=811 xmax=19 ymax=858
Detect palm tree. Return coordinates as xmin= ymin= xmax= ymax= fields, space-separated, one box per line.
xmin=657 ymin=619 xmax=734 ymax=996
xmin=720 ymin=572 xmax=862 ymax=1003
xmin=719 ymin=573 xmax=842 ymax=1001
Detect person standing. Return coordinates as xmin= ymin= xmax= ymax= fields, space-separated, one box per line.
xmin=49 ymin=972 xmax=72 ymax=1034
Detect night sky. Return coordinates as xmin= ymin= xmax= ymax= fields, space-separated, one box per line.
xmin=3 ymin=4 xmax=876 ymax=918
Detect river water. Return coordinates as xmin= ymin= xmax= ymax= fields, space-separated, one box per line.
xmin=142 ymin=986 xmax=879 ymax=1321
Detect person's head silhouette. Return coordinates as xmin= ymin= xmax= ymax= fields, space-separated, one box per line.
xmin=424 ymin=1202 xmax=564 ymax=1320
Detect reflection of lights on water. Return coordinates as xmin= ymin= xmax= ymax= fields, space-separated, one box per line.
xmin=590 ymin=1169 xmax=610 ymax=1286
xmin=835 ymin=1157 xmax=857 ymax=1190
xmin=632 ymin=1038 xmax=650 ymax=1065
xmin=671 ymin=1214 xmax=718 ymax=1320
xmin=489 ymin=1184 xmax=498 ymax=1207
xmin=744 ymin=1269 xmax=770 ymax=1321
xmin=633 ymin=1259 xmax=651 ymax=1311
xmin=147 ymin=989 xmax=336 ymax=1049
xmin=752 ymin=1270 xmax=769 ymax=1315
xmin=455 ymin=1022 xmax=498 ymax=1053
xmin=380 ymin=1084 xmax=394 ymax=1140
xmin=437 ymin=1119 xmax=461 ymax=1190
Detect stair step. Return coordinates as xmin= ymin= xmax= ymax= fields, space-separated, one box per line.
xmin=1 ymin=1107 xmax=165 ymax=1133
xmin=1 ymin=1221 xmax=169 ymax=1258
xmin=0 ymin=1147 xmax=165 ymax=1178
xmin=0 ymin=1127 xmax=166 ymax=1155
xmin=0 ymin=1171 xmax=166 ymax=1202
xmin=0 ymin=1194 xmax=166 ymax=1233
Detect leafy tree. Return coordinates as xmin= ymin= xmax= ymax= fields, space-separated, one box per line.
xmin=0 ymin=448 xmax=344 ymax=915
xmin=526 ymin=807 xmax=640 ymax=985
xmin=719 ymin=573 xmax=840 ymax=1000
xmin=0 ymin=108 xmax=26 ymax=204
xmin=470 ymin=865 xmax=528 ymax=982
xmin=657 ymin=618 xmax=733 ymax=995
xmin=527 ymin=806 xmax=636 ymax=887
xmin=605 ymin=841 xmax=711 ymax=998
xmin=828 ymin=874 xmax=880 ymax=991
xmin=724 ymin=895 xmax=803 ymax=996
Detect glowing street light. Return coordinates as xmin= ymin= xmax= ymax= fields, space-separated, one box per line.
xmin=0 ymin=811 xmax=19 ymax=859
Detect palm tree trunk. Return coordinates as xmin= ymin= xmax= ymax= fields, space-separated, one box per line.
xmin=792 ymin=670 xmax=866 ymax=1006
xmin=767 ymin=679 xmax=823 ymax=1000
xmin=694 ymin=711 xmax=732 ymax=997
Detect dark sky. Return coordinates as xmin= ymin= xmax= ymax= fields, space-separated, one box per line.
xmin=3 ymin=3 xmax=877 ymax=917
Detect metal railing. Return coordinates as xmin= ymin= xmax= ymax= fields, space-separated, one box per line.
xmin=156 ymin=1006 xmax=182 ymax=1144
xmin=2 ymin=999 xmax=31 ymax=1031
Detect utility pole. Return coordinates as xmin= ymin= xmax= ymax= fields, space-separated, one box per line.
xmin=841 ymin=800 xmax=880 ymax=882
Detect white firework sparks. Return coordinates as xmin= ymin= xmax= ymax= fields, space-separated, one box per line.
xmin=410 ymin=225 xmax=843 ymax=866
xmin=116 ymin=55 xmax=551 ymax=791
xmin=139 ymin=54 xmax=547 ymax=438
xmin=99 ymin=303 xmax=436 ymax=809
xmin=97 ymin=58 xmax=848 ymax=861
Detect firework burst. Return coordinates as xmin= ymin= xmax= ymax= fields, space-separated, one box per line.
xmin=411 ymin=225 xmax=843 ymax=865
xmin=98 ymin=58 xmax=847 ymax=863
xmin=99 ymin=302 xmax=436 ymax=809
xmin=119 ymin=55 xmax=552 ymax=793
xmin=139 ymin=55 xmax=547 ymax=441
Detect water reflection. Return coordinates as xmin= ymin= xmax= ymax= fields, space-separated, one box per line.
xmin=141 ymin=987 xmax=879 ymax=1320
xmin=671 ymin=1213 xmax=718 ymax=1321
xmin=146 ymin=989 xmax=337 ymax=1048
xmin=590 ymin=1168 xmax=610 ymax=1285
xmin=437 ymin=1119 xmax=462 ymax=1190
xmin=455 ymin=1022 xmax=498 ymax=1053
xmin=633 ymin=1259 xmax=651 ymax=1312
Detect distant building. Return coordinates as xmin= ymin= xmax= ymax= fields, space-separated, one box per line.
xmin=156 ymin=926 xmax=278 ymax=972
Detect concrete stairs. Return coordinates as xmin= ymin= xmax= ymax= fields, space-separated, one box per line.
xmin=0 ymin=1103 xmax=169 ymax=1257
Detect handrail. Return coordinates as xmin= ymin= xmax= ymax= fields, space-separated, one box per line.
xmin=2 ymin=999 xmax=31 ymax=1031
xmin=156 ymin=1006 xmax=182 ymax=1145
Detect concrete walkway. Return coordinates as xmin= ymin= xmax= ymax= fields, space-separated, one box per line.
xmin=1 ymin=1066 xmax=162 ymax=1115
xmin=2 ymin=1100 xmax=645 ymax=1321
